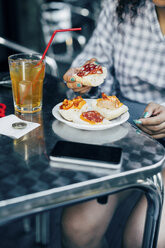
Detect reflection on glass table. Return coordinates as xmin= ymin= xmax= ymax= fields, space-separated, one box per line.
xmin=13 ymin=112 xmax=46 ymax=166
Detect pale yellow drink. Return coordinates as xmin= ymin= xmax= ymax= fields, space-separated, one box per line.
xmin=8 ymin=54 xmax=45 ymax=113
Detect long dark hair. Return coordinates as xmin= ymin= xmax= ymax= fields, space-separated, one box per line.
xmin=116 ymin=0 xmax=145 ymax=22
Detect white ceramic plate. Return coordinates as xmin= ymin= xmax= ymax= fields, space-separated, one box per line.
xmin=52 ymin=99 xmax=129 ymax=131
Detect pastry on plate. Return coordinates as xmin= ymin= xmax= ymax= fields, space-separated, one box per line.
xmin=59 ymin=96 xmax=88 ymax=121
xmin=73 ymin=110 xmax=110 ymax=125
xmin=91 ymin=93 xmax=128 ymax=120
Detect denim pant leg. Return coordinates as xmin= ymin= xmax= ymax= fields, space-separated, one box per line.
xmin=117 ymin=95 xmax=147 ymax=125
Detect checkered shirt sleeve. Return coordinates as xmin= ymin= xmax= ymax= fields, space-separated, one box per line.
xmin=71 ymin=0 xmax=165 ymax=104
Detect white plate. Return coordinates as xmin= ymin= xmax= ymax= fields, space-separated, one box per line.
xmin=52 ymin=99 xmax=130 ymax=131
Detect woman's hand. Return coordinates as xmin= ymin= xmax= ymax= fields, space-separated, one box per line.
xmin=63 ymin=58 xmax=97 ymax=94
xmin=134 ymin=102 xmax=165 ymax=139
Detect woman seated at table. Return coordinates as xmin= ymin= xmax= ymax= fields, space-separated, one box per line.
xmin=61 ymin=0 xmax=165 ymax=247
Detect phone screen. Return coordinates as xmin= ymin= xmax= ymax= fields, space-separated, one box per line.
xmin=50 ymin=141 xmax=122 ymax=169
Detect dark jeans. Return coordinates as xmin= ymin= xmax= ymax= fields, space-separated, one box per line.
xmin=117 ymin=94 xmax=147 ymax=125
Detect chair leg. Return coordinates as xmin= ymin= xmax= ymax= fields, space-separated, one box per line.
xmin=23 ymin=217 xmax=32 ymax=233
xmin=35 ymin=212 xmax=50 ymax=245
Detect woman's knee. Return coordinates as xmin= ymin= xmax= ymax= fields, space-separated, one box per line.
xmin=61 ymin=196 xmax=118 ymax=247
xmin=61 ymin=204 xmax=96 ymax=244
xmin=61 ymin=202 xmax=101 ymax=247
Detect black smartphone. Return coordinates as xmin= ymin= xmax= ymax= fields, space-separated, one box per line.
xmin=49 ymin=141 xmax=123 ymax=169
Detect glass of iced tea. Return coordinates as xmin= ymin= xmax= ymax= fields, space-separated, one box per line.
xmin=8 ymin=53 xmax=46 ymax=113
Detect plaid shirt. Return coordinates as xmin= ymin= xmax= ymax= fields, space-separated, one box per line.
xmin=72 ymin=0 xmax=165 ymax=104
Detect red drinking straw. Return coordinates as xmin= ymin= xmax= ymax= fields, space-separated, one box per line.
xmin=41 ymin=28 xmax=82 ymax=61
xmin=21 ymin=28 xmax=82 ymax=105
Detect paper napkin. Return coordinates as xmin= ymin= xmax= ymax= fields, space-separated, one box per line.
xmin=0 ymin=114 xmax=40 ymax=139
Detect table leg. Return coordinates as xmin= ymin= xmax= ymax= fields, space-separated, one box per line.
xmin=108 ymin=172 xmax=163 ymax=248
xmin=152 ymin=173 xmax=164 ymax=246
xmin=23 ymin=217 xmax=31 ymax=233
xmin=140 ymin=173 xmax=163 ymax=248
xmin=35 ymin=212 xmax=50 ymax=245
